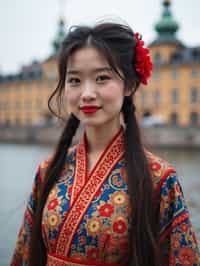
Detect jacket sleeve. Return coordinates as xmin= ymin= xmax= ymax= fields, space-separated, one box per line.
xmin=10 ymin=165 xmax=43 ymax=266
xmin=159 ymin=172 xmax=200 ymax=265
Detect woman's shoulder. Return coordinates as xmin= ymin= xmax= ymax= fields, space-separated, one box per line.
xmin=145 ymin=149 xmax=177 ymax=192
xmin=37 ymin=145 xmax=77 ymax=181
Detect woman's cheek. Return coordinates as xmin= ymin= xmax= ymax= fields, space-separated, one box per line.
xmin=65 ymin=89 xmax=79 ymax=104
xmin=65 ymin=90 xmax=80 ymax=114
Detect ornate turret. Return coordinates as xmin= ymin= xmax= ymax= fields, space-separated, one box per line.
xmin=150 ymin=0 xmax=183 ymax=46
xmin=52 ymin=17 xmax=66 ymax=54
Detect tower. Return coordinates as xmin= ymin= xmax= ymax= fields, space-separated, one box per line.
xmin=149 ymin=0 xmax=184 ymax=64
xmin=155 ymin=0 xmax=180 ymax=44
xmin=52 ymin=0 xmax=67 ymax=54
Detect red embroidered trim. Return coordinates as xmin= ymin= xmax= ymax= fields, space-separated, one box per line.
xmin=55 ymin=128 xmax=124 ymax=257
xmin=70 ymin=134 xmax=87 ymax=206
xmin=70 ymin=127 xmax=124 ymax=206
xmin=47 ymin=253 xmax=124 ymax=266
xmin=159 ymin=212 xmax=189 ymax=243
xmin=86 ymin=127 xmax=124 ymax=179
xmin=155 ymin=168 xmax=176 ymax=194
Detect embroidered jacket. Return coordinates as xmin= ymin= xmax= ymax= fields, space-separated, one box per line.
xmin=10 ymin=128 xmax=200 ymax=266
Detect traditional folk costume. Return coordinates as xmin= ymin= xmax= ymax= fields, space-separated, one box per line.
xmin=11 ymin=127 xmax=200 ymax=265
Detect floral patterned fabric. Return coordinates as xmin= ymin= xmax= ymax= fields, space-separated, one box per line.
xmin=10 ymin=128 xmax=200 ymax=266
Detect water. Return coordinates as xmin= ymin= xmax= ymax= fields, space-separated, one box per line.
xmin=0 ymin=144 xmax=200 ymax=265
xmin=0 ymin=143 xmax=53 ymax=266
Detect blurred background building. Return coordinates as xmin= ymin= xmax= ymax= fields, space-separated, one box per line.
xmin=136 ymin=0 xmax=200 ymax=128
xmin=0 ymin=0 xmax=199 ymax=127
xmin=0 ymin=17 xmax=65 ymax=127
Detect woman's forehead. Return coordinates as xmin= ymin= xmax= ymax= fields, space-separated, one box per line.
xmin=67 ymin=46 xmax=110 ymax=72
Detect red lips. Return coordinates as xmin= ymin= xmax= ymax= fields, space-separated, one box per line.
xmin=80 ymin=105 xmax=101 ymax=114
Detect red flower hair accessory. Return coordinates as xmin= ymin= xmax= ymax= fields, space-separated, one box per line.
xmin=134 ymin=32 xmax=153 ymax=85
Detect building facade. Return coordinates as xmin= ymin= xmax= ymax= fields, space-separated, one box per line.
xmin=0 ymin=0 xmax=199 ymax=127
xmin=135 ymin=0 xmax=200 ymax=127
xmin=0 ymin=18 xmax=65 ymax=126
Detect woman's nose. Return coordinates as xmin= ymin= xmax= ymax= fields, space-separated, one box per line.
xmin=81 ymin=83 xmax=96 ymax=101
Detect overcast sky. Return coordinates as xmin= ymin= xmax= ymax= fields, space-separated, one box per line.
xmin=0 ymin=0 xmax=200 ymax=74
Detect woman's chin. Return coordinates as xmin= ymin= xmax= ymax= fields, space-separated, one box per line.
xmin=81 ymin=121 xmax=103 ymax=128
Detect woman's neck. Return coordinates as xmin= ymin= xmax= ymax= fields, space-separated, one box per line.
xmin=85 ymin=122 xmax=122 ymax=154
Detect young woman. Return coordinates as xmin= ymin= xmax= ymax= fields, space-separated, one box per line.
xmin=11 ymin=23 xmax=200 ymax=266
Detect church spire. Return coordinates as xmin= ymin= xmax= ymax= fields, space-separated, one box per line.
xmin=52 ymin=0 xmax=66 ymax=54
xmin=153 ymin=0 xmax=181 ymax=45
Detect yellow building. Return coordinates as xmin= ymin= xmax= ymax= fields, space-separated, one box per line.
xmin=135 ymin=0 xmax=200 ymax=127
xmin=0 ymin=19 xmax=65 ymax=126
xmin=0 ymin=0 xmax=199 ymax=127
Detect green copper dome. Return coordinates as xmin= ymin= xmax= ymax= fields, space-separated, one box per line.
xmin=152 ymin=0 xmax=181 ymax=44
xmin=52 ymin=18 xmax=66 ymax=54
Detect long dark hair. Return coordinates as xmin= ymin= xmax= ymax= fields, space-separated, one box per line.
xmin=29 ymin=22 xmax=161 ymax=266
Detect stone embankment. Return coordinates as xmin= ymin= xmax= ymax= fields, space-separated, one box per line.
xmin=0 ymin=125 xmax=200 ymax=148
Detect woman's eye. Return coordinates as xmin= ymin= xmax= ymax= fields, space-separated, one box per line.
xmin=67 ymin=77 xmax=80 ymax=86
xmin=96 ymin=75 xmax=111 ymax=82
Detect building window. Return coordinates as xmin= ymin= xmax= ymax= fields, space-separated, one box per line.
xmin=171 ymin=88 xmax=178 ymax=104
xmin=190 ymin=87 xmax=198 ymax=103
xmin=190 ymin=112 xmax=198 ymax=126
xmin=191 ymin=67 xmax=198 ymax=78
xmin=153 ymin=53 xmax=161 ymax=65
xmin=154 ymin=90 xmax=161 ymax=106
xmin=170 ymin=113 xmax=178 ymax=126
xmin=171 ymin=69 xmax=179 ymax=80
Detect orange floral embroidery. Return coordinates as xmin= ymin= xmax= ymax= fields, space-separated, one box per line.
xmin=47 ymin=212 xmax=60 ymax=229
xmin=86 ymin=218 xmax=102 ymax=236
xmin=110 ymin=191 xmax=128 ymax=207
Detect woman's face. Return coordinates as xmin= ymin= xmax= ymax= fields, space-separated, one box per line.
xmin=64 ymin=46 xmax=130 ymax=129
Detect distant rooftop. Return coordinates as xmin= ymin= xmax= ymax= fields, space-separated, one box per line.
xmin=149 ymin=0 xmax=183 ymax=47
xmin=0 ymin=61 xmax=43 ymax=83
xmin=169 ymin=46 xmax=200 ymax=65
